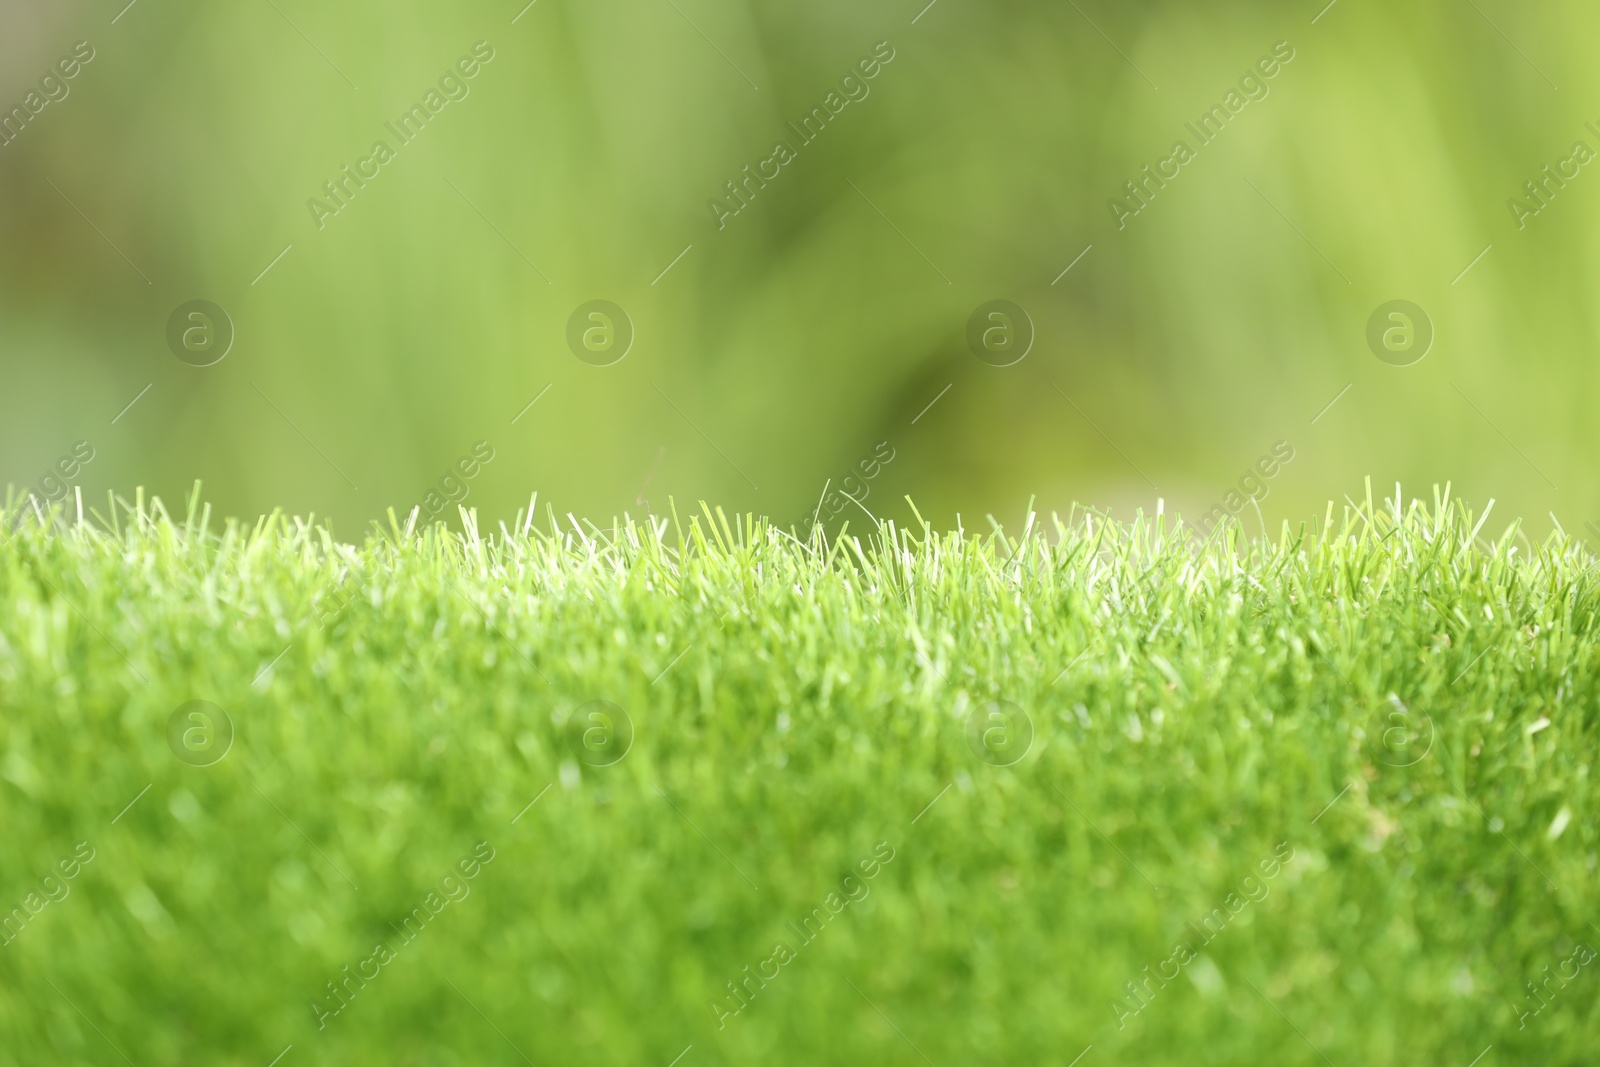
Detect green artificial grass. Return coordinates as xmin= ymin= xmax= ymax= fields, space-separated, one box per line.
xmin=1 ymin=484 xmax=1597 ymax=1065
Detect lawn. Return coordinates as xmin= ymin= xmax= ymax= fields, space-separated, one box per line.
xmin=0 ymin=485 xmax=1595 ymax=1065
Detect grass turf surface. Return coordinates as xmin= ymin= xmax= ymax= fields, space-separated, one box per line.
xmin=1 ymin=486 xmax=1597 ymax=1065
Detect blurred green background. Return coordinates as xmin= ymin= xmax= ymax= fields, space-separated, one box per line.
xmin=0 ymin=0 xmax=1590 ymax=534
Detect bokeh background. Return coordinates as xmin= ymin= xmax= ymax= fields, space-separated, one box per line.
xmin=0 ymin=0 xmax=1591 ymax=537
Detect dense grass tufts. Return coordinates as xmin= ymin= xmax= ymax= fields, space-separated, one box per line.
xmin=1 ymin=484 xmax=1597 ymax=1065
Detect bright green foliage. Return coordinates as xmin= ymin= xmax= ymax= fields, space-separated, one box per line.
xmin=0 ymin=486 xmax=1596 ymax=1065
